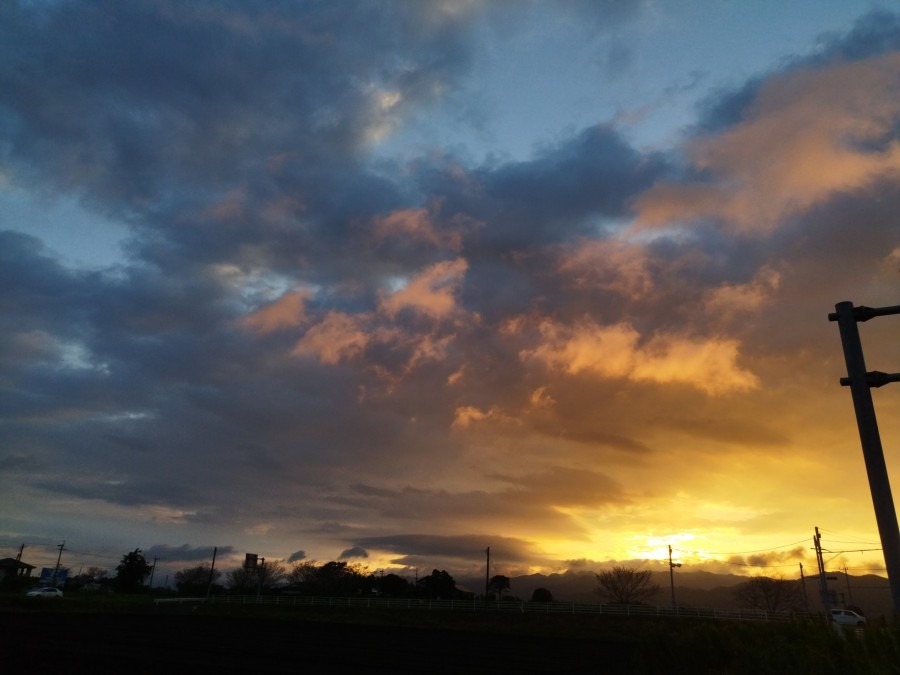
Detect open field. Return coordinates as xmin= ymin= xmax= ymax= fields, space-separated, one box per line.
xmin=5 ymin=596 xmax=900 ymax=674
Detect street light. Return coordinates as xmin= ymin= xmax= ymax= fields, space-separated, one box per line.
xmin=669 ymin=545 xmax=682 ymax=609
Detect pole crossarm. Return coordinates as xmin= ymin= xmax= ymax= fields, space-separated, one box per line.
xmin=828 ymin=304 xmax=900 ymax=322
xmin=840 ymin=371 xmax=900 ymax=388
xmin=830 ymin=300 xmax=900 ymax=616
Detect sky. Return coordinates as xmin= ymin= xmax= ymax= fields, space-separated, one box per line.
xmin=2 ymin=0 xmax=900 ymax=587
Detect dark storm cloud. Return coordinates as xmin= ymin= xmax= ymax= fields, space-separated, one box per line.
xmin=143 ymin=544 xmax=232 ymax=564
xmin=352 ymin=534 xmax=538 ymax=564
xmin=339 ymin=546 xmax=369 ymax=559
xmin=287 ymin=550 xmax=307 ymax=563
xmin=697 ymin=9 xmax=900 ymax=136
xmin=810 ymin=9 xmax=900 ymax=62
xmin=3 ymin=0 xmax=899 ymax=571
xmin=418 ymin=124 xmax=666 ymax=255
xmin=335 ymin=467 xmax=627 ymax=539
xmin=0 ymin=0 xmax=482 ymax=281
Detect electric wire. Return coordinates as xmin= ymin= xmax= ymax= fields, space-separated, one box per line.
xmin=673 ymin=537 xmax=811 ymax=557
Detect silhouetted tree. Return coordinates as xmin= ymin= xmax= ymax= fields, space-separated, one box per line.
xmin=287 ymin=560 xmax=319 ymax=587
xmin=417 ymin=569 xmax=456 ymax=599
xmin=315 ymin=561 xmax=368 ymax=596
xmin=68 ymin=566 xmax=109 ymax=591
xmin=733 ymin=575 xmax=804 ymax=612
xmin=531 ymin=587 xmax=553 ymax=602
xmin=595 ymin=567 xmax=660 ymax=604
xmin=489 ymin=574 xmax=511 ymax=600
xmin=115 ymin=549 xmax=152 ymax=592
xmin=378 ymin=572 xmax=413 ymax=597
xmin=287 ymin=560 xmax=368 ymax=596
xmin=83 ymin=566 xmax=108 ymax=582
xmin=228 ymin=559 xmax=287 ymax=593
xmin=174 ymin=564 xmax=221 ymax=595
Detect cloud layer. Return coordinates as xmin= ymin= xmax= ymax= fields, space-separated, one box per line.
xmin=2 ymin=2 xmax=899 ymax=580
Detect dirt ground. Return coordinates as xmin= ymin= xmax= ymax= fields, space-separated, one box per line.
xmin=6 ymin=611 xmax=637 ymax=673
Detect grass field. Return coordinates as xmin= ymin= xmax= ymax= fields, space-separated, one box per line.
xmin=5 ymin=594 xmax=900 ymax=674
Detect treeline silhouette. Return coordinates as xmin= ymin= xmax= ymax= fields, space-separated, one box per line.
xmin=175 ymin=559 xmax=467 ymax=600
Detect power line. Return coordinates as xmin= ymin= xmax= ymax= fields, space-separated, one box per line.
xmin=817 ymin=529 xmax=881 ymax=546
xmin=675 ymin=537 xmax=811 ymax=557
xmin=821 ymin=548 xmax=882 ymax=554
xmin=721 ymin=560 xmax=801 ymax=569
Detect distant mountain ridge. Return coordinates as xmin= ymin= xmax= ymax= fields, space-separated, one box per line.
xmin=457 ymin=569 xmax=893 ymax=618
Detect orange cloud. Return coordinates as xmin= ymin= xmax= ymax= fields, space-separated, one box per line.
xmin=525 ymin=320 xmax=639 ymax=379
xmin=379 ymin=258 xmax=468 ymax=319
xmin=372 ymin=207 xmax=462 ymax=250
xmin=291 ymin=311 xmax=370 ymax=364
xmin=405 ymin=333 xmax=455 ymax=371
xmin=556 ymin=237 xmax=655 ymax=299
xmin=631 ymin=333 xmax=759 ymax=394
xmin=521 ymin=319 xmax=758 ymax=395
xmin=702 ymin=267 xmax=781 ymax=322
xmin=633 ymin=52 xmax=900 ymax=232
xmin=241 ymin=289 xmax=311 ymax=334
xmin=451 ymin=405 xmax=520 ymax=431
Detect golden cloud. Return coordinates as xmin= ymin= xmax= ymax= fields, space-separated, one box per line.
xmin=291 ymin=311 xmax=371 ymax=364
xmin=633 ymin=52 xmax=900 ymax=232
xmin=556 ymin=237 xmax=656 ymax=299
xmin=702 ymin=267 xmax=781 ymax=322
xmin=451 ymin=405 xmax=521 ymax=430
xmin=379 ymin=257 xmax=469 ymax=319
xmin=521 ymin=319 xmax=758 ymax=395
xmin=241 ymin=289 xmax=311 ymax=334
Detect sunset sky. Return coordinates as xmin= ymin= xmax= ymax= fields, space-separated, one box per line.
xmin=2 ymin=0 xmax=900 ymax=586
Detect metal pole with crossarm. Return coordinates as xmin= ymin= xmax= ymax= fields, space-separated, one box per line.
xmin=829 ymin=301 xmax=900 ymax=615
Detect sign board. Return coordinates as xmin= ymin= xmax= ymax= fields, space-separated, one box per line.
xmin=39 ymin=567 xmax=69 ymax=585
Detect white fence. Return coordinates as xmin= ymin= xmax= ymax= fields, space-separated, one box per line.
xmin=155 ymin=595 xmax=821 ymax=623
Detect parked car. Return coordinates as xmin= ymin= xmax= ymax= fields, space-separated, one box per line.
xmin=830 ymin=608 xmax=865 ymax=626
xmin=26 ymin=587 xmax=63 ymax=599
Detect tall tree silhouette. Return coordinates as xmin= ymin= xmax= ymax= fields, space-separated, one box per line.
xmin=595 ymin=567 xmax=660 ymax=604
xmin=115 ymin=549 xmax=152 ymax=592
xmin=489 ymin=574 xmax=511 ymax=600
xmin=418 ymin=569 xmax=456 ymax=599
xmin=733 ymin=575 xmax=804 ymax=612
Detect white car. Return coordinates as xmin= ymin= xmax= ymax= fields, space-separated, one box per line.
xmin=830 ymin=608 xmax=865 ymax=626
xmin=26 ymin=587 xmax=63 ymax=599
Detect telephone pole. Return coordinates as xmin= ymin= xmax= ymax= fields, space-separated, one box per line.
xmin=148 ymin=557 xmax=158 ymax=589
xmin=814 ymin=527 xmax=832 ymax=613
xmin=668 ymin=545 xmax=681 ymax=609
xmin=53 ymin=540 xmax=66 ymax=587
xmin=485 ymin=547 xmax=490 ymax=600
xmin=799 ymin=562 xmax=809 ymax=611
xmin=206 ymin=546 xmax=218 ymax=598
xmin=829 ymin=301 xmax=900 ymax=615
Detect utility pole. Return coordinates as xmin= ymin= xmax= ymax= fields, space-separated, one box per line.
xmin=257 ymin=557 xmax=266 ymax=602
xmin=668 ymin=545 xmax=681 ymax=609
xmin=148 ymin=557 xmax=158 ymax=589
xmin=206 ymin=546 xmax=218 ymax=599
xmin=485 ymin=547 xmax=490 ymax=601
xmin=53 ymin=540 xmax=66 ymax=587
xmin=843 ymin=566 xmax=854 ymax=606
xmin=829 ymin=301 xmax=900 ymax=615
xmin=799 ymin=563 xmax=809 ymax=611
xmin=814 ymin=527 xmax=831 ymax=614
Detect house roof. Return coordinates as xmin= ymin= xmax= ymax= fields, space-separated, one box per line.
xmin=0 ymin=558 xmax=36 ymax=571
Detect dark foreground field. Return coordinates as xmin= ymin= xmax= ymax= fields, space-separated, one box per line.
xmin=7 ymin=610 xmax=630 ymax=674
xmin=5 ymin=602 xmax=900 ymax=674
